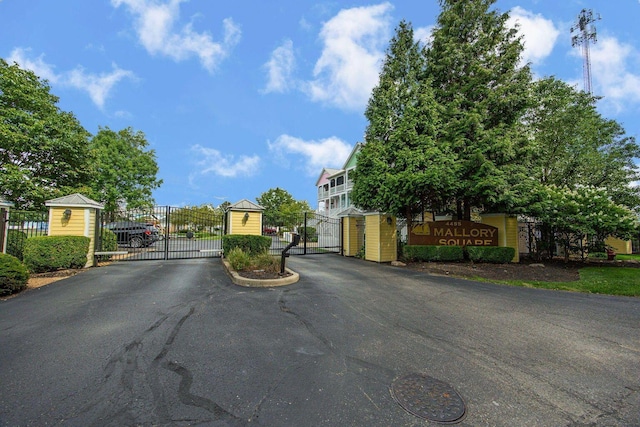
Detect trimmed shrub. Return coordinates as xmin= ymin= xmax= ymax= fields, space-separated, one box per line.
xmin=466 ymin=246 xmax=515 ymax=263
xmin=402 ymin=245 xmax=464 ymax=262
xmin=226 ymin=247 xmax=252 ymax=271
xmin=438 ymin=245 xmax=465 ymax=262
xmin=96 ymin=229 xmax=118 ymax=261
xmin=101 ymin=229 xmax=118 ymax=252
xmin=6 ymin=230 xmax=27 ymax=261
xmin=403 ymin=245 xmax=439 ymax=261
xmin=23 ymin=236 xmax=90 ymax=273
xmin=222 ymin=234 xmax=271 ymax=255
xmin=0 ymin=253 xmax=29 ymax=296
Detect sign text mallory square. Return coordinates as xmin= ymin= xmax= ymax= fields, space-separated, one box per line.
xmin=410 ymin=221 xmax=498 ymax=246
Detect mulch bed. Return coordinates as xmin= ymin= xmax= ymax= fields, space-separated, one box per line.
xmin=236 ymin=269 xmax=293 ymax=280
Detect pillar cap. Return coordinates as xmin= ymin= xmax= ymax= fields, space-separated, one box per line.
xmin=45 ymin=193 xmax=103 ymax=209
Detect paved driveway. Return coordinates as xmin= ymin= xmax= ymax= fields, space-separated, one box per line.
xmin=1 ymin=256 xmax=638 ymax=426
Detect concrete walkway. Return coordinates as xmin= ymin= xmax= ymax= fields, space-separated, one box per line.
xmin=0 ymin=255 xmax=638 ymax=426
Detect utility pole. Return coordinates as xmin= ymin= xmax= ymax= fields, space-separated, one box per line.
xmin=571 ymin=9 xmax=600 ymax=94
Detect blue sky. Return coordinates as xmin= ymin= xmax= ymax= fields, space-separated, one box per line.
xmin=2 ymin=0 xmax=639 ymax=209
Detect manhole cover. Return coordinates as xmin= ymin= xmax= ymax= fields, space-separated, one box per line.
xmin=390 ymin=373 xmax=466 ymax=424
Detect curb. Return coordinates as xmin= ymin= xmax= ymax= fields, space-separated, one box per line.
xmin=221 ymin=259 xmax=299 ymax=287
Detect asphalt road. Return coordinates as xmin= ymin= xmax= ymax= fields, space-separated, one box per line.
xmin=1 ymin=256 xmax=638 ymax=426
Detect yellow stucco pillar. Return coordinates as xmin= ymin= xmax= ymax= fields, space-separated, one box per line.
xmin=226 ymin=199 xmax=265 ymax=236
xmin=605 ymin=237 xmax=632 ymax=255
xmin=45 ymin=194 xmax=104 ymax=268
xmin=480 ymin=213 xmax=519 ymax=262
xmin=364 ymin=213 xmax=397 ymax=263
xmin=342 ymin=217 xmax=359 ymax=257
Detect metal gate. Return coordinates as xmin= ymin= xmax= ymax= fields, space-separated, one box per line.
xmin=262 ymin=212 xmax=342 ymax=255
xmin=96 ymin=206 xmax=224 ymax=261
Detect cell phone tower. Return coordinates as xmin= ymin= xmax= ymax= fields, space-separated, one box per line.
xmin=571 ymin=9 xmax=600 ymax=94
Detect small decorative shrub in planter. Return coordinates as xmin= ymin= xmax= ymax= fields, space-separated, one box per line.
xmin=0 ymin=253 xmax=29 ymax=296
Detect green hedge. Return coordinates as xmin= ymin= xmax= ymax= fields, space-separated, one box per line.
xmin=23 ymin=236 xmax=90 ymax=273
xmin=97 ymin=229 xmax=118 ymax=260
xmin=403 ymin=245 xmax=464 ymax=262
xmin=6 ymin=230 xmax=27 ymax=261
xmin=466 ymin=246 xmax=515 ymax=263
xmin=222 ymin=234 xmax=271 ymax=256
xmin=0 ymin=253 xmax=29 ymax=296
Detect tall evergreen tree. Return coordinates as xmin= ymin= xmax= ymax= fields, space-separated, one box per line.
xmin=426 ymin=0 xmax=533 ymax=220
xmin=351 ymin=21 xmax=457 ymax=225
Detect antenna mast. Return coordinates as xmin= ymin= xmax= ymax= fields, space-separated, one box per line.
xmin=571 ymin=9 xmax=600 ymax=94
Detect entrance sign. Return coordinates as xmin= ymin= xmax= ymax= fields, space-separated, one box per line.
xmin=410 ymin=221 xmax=498 ymax=246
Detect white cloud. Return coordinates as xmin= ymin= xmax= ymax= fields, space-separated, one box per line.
xmin=262 ymin=40 xmax=296 ymax=94
xmin=588 ymin=36 xmax=640 ymax=108
xmin=268 ymin=134 xmax=352 ymax=175
xmin=507 ymin=7 xmax=560 ymax=66
xmin=414 ymin=25 xmax=433 ymax=46
xmin=7 ymin=48 xmax=135 ymax=109
xmin=191 ymin=144 xmax=260 ymax=178
xmin=111 ymin=0 xmax=240 ymax=73
xmin=305 ymin=3 xmax=393 ymax=112
xmin=67 ymin=65 xmax=135 ymax=109
xmin=7 ymin=48 xmax=60 ymax=83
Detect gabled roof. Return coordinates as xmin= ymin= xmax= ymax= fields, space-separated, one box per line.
xmin=342 ymin=142 xmax=363 ymax=170
xmin=228 ymin=199 xmax=264 ymax=211
xmin=45 ymin=193 xmax=103 ymax=209
xmin=336 ymin=206 xmax=364 ymax=217
xmin=315 ymin=168 xmax=342 ymax=186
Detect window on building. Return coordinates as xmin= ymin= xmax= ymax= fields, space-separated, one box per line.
xmin=337 ymin=176 xmax=344 ymax=186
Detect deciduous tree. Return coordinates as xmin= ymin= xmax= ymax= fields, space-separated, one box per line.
xmin=0 ymin=59 xmax=91 ymax=209
xmin=88 ymin=127 xmax=162 ymax=215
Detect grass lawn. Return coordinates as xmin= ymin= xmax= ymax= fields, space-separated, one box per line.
xmin=616 ymin=253 xmax=640 ymax=261
xmin=500 ymin=267 xmax=640 ymax=297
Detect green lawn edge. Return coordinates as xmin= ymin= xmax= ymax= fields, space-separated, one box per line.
xmin=468 ymin=266 xmax=640 ymax=297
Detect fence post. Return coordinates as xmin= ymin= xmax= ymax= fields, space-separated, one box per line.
xmin=0 ymin=200 xmax=13 ymax=253
xmin=303 ymin=212 xmax=307 ymax=255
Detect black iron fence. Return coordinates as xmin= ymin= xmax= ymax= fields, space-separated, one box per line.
xmin=97 ymin=206 xmax=224 ymax=261
xmin=3 ymin=210 xmax=49 ymax=260
xmin=262 ymin=211 xmax=341 ymax=255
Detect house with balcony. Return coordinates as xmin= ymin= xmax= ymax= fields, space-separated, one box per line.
xmin=316 ymin=143 xmax=362 ymax=218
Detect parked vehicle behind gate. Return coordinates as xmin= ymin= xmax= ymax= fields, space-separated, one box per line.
xmin=104 ymin=221 xmax=159 ymax=248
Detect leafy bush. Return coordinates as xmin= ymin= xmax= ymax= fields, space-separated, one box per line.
xmin=0 ymin=253 xmax=29 ymax=296
xmin=588 ymin=252 xmax=608 ymax=259
xmin=23 ymin=236 xmax=90 ymax=273
xmin=222 ymin=234 xmax=271 ymax=255
xmin=226 ymin=247 xmax=252 ymax=271
xmin=6 ymin=230 xmax=27 ymax=261
xmin=253 ymin=253 xmax=280 ymax=274
xmin=466 ymin=246 xmax=515 ymax=263
xmin=96 ymin=229 xmax=118 ymax=261
xmin=439 ymin=245 xmax=465 ymax=261
xmin=299 ymin=226 xmax=318 ymax=242
xmin=100 ymin=229 xmax=118 ymax=252
xmin=403 ymin=245 xmax=464 ymax=262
